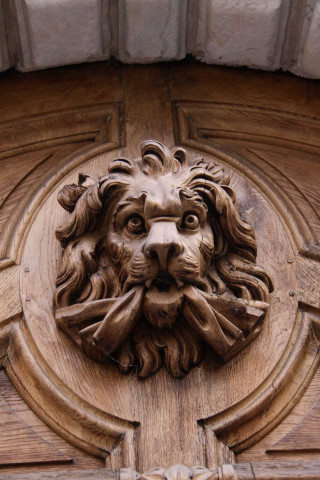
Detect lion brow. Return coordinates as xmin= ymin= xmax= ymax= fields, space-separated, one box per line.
xmin=113 ymin=192 xmax=147 ymax=217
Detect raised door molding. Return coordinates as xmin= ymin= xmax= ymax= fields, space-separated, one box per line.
xmin=1 ymin=137 xmax=319 ymax=473
xmin=0 ymin=64 xmax=320 ymax=478
xmin=174 ymin=101 xmax=320 ymax=257
xmin=0 ymin=103 xmax=123 ymax=267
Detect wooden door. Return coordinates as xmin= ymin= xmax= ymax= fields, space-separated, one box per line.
xmin=0 ymin=61 xmax=320 ymax=480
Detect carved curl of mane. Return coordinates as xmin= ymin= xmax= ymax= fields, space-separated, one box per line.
xmin=54 ymin=141 xmax=272 ymax=312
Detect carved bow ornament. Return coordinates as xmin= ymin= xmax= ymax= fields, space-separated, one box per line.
xmin=54 ymin=141 xmax=273 ymax=377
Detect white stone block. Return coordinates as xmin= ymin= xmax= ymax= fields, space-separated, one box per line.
xmin=196 ymin=0 xmax=289 ymax=70
xmin=0 ymin=39 xmax=10 ymax=73
xmin=119 ymin=0 xmax=187 ymax=63
xmin=0 ymin=4 xmax=10 ymax=72
xmin=15 ymin=0 xmax=110 ymax=71
xmin=281 ymin=0 xmax=320 ymax=78
xmin=300 ymin=1 xmax=320 ymax=77
xmin=0 ymin=0 xmax=318 ymax=78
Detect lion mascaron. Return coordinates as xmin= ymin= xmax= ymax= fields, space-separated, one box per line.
xmin=53 ymin=141 xmax=273 ymax=378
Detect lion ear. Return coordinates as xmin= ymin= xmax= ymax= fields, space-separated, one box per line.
xmin=221 ymin=185 xmax=236 ymax=202
xmin=78 ymin=173 xmax=98 ymax=188
xmin=58 ymin=173 xmax=98 ymax=212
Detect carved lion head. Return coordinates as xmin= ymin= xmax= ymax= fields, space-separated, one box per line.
xmin=54 ymin=141 xmax=273 ymax=377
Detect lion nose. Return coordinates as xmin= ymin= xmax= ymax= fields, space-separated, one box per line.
xmin=144 ymin=221 xmax=183 ymax=271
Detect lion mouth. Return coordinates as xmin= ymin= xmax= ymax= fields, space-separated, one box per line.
xmin=152 ymin=272 xmax=177 ymax=292
xmin=144 ymin=272 xmax=210 ymax=294
xmin=145 ymin=272 xmax=184 ymax=292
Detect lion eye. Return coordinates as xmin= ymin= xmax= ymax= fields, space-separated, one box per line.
xmin=125 ymin=215 xmax=146 ymax=235
xmin=181 ymin=213 xmax=200 ymax=230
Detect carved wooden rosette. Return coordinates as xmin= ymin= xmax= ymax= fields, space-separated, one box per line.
xmin=53 ymin=140 xmax=273 ymax=378
xmin=0 ymin=110 xmax=319 ymax=475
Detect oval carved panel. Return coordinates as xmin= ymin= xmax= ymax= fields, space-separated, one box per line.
xmin=1 ymin=135 xmax=317 ymax=474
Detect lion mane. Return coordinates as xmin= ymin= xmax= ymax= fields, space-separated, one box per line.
xmin=53 ymin=141 xmax=273 ymax=377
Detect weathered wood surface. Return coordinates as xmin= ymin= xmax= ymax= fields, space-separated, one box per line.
xmin=2 ymin=462 xmax=320 ymax=480
xmin=268 ymin=396 xmax=320 ymax=452
xmin=0 ymin=61 xmax=319 ymax=477
xmin=0 ymin=469 xmax=116 ymax=480
xmin=171 ymin=63 xmax=320 ymax=241
xmin=0 ymin=370 xmax=103 ymax=474
xmin=235 ymin=460 xmax=320 ymax=479
xmin=121 ymin=462 xmax=320 ymax=480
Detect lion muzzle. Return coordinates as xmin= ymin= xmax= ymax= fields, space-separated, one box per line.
xmin=143 ymin=221 xmax=183 ymax=271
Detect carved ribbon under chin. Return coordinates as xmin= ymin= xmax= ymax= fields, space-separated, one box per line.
xmin=56 ymin=284 xmax=268 ymax=376
xmin=53 ymin=140 xmax=273 ymax=378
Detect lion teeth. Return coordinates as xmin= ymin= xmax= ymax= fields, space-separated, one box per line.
xmin=175 ymin=279 xmax=184 ymax=288
xmin=145 ymin=279 xmax=152 ymax=288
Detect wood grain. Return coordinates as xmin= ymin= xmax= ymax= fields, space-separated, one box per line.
xmin=0 ymin=144 xmax=90 ymax=259
xmin=0 ymin=104 xmax=122 ymax=159
xmin=0 ymin=397 xmax=72 ymax=467
xmin=16 ymin=134 xmax=299 ymax=470
xmin=0 ymin=60 xmax=319 ymax=476
xmin=1 ymin=462 xmax=320 ymax=480
xmin=174 ymin=104 xmax=320 ymax=249
xmin=235 ymin=366 xmax=320 ymax=463
xmin=0 ymin=370 xmax=103 ymax=473
xmin=0 ymin=63 xmax=122 ymax=123
xmin=170 ymin=62 xmax=320 ymax=117
xmin=121 ymin=461 xmax=320 ymax=480
xmin=203 ymin=307 xmax=320 ymax=452
xmin=236 ymin=460 xmax=320 ymax=479
xmin=5 ymin=323 xmax=137 ymax=462
xmin=0 ymin=144 xmax=123 ymax=264
xmin=0 ymin=470 xmax=113 ymax=480
xmin=296 ymin=256 xmax=320 ymax=309
xmin=175 ymin=102 xmax=320 ymax=153
xmin=0 ymin=265 xmax=20 ymax=324
xmin=0 ymin=265 xmax=21 ymax=367
xmin=268 ymin=395 xmax=320 ymax=452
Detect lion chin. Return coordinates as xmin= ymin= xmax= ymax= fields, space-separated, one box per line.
xmin=143 ymin=274 xmax=184 ymax=329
